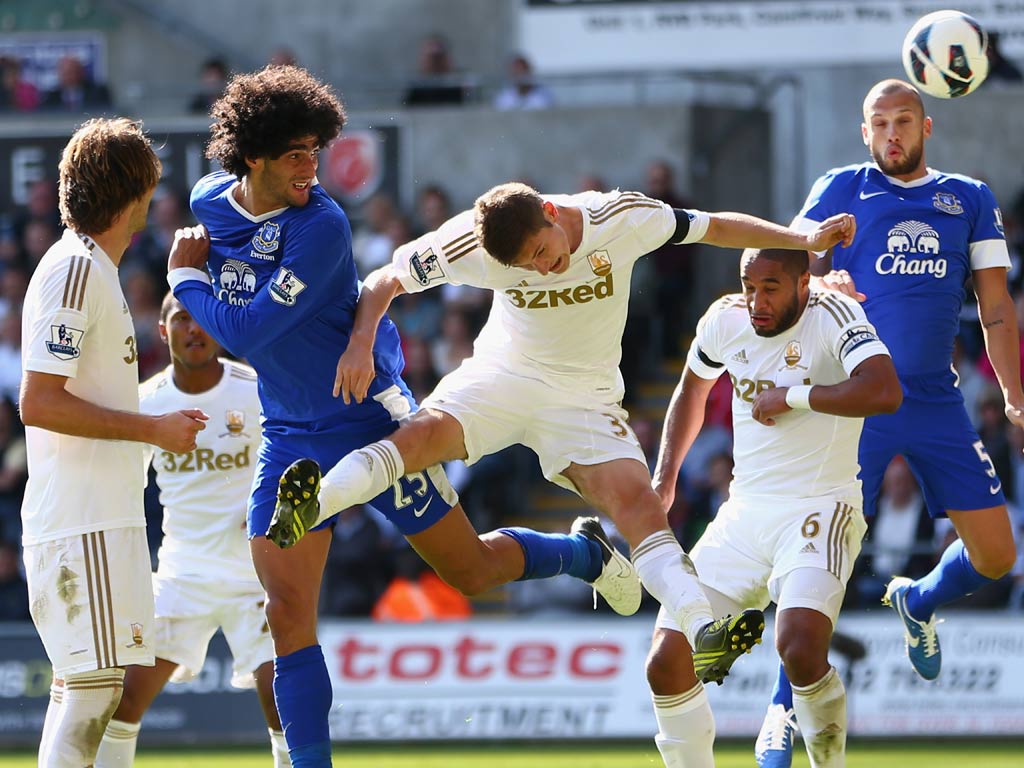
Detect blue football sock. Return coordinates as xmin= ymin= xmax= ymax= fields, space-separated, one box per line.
xmin=499 ymin=526 xmax=602 ymax=582
xmin=274 ymin=645 xmax=333 ymax=767
xmin=770 ymin=662 xmax=794 ymax=710
xmin=905 ymin=538 xmax=996 ymax=620
xmin=289 ymin=743 xmax=333 ymax=768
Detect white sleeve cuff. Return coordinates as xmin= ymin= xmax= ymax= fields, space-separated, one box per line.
xmin=970 ymin=239 xmax=1011 ymax=271
xmin=168 ymin=267 xmax=212 ymax=291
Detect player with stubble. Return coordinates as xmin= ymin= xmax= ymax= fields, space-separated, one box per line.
xmin=650 ymin=247 xmax=901 ymax=767
xmin=756 ymin=78 xmax=1023 ymax=768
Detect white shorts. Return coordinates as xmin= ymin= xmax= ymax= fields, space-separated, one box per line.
xmin=657 ymin=496 xmax=866 ymax=631
xmin=422 ymin=358 xmax=647 ymax=493
xmin=152 ymin=574 xmax=273 ymax=689
xmin=24 ymin=527 xmax=155 ymax=677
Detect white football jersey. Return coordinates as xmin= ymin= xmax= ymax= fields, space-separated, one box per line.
xmin=687 ymin=289 xmax=890 ymax=503
xmin=392 ymin=191 xmax=702 ymax=399
xmin=21 ymin=230 xmax=145 ymax=545
xmin=139 ymin=360 xmax=262 ymax=585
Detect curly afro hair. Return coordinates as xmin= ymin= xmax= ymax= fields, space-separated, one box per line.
xmin=206 ymin=65 xmax=346 ymax=178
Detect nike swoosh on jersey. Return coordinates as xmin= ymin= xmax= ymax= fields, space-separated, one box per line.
xmin=859 ymin=191 xmax=886 ymax=200
xmin=413 ymin=499 xmax=432 ymax=517
xmin=990 ymin=482 xmax=1002 ymax=494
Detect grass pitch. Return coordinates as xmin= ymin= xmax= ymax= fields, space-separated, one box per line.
xmin=1 ymin=741 xmax=1020 ymax=767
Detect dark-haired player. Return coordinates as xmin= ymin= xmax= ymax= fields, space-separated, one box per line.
xmin=167 ymin=67 xmax=638 ymax=767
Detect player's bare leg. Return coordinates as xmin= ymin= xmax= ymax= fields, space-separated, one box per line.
xmin=94 ymin=658 xmax=178 ymax=767
xmin=250 ymin=529 xmax=332 ymax=656
xmin=948 ymin=505 xmax=1016 ymax=578
xmin=251 ymin=529 xmax=333 ymax=763
xmin=563 ymin=458 xmax=763 ymax=682
xmin=776 ymin=607 xmax=846 ymax=768
xmin=400 ymin=480 xmax=640 ymax=614
xmin=405 ymin=501 xmax=527 ymax=595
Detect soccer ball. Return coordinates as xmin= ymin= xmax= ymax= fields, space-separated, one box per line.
xmin=901 ymin=10 xmax=989 ymax=98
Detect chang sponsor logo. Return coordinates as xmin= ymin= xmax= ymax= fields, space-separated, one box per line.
xmin=875 ymin=220 xmax=947 ymax=279
xmin=218 ymin=259 xmax=257 ymax=306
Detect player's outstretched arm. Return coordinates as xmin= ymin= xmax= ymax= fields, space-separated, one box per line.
xmin=751 ymin=354 xmax=901 ymax=426
xmin=974 ymin=266 xmax=1024 ymax=430
xmin=20 ymin=371 xmax=207 ymax=451
xmin=652 ymin=368 xmax=717 ymax=512
xmin=334 ymin=264 xmax=408 ymax=403
xmin=702 ymin=212 xmax=855 ymax=252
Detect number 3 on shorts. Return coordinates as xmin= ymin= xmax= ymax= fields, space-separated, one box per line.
xmin=601 ymin=412 xmax=634 ymax=440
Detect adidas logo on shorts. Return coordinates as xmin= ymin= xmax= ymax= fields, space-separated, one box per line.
xmin=799 ymin=542 xmax=818 ymax=554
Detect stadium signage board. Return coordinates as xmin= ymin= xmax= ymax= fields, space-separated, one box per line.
xmin=1 ymin=613 xmax=1021 ymax=746
xmin=521 ymin=0 xmax=1024 ymax=73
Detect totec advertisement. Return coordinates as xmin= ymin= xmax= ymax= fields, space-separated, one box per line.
xmin=0 ymin=612 xmax=1021 ymax=747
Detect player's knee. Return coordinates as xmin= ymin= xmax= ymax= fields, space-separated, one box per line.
xmin=972 ymin=542 xmax=1016 ymax=580
xmin=111 ymin=686 xmax=145 ymax=723
xmin=646 ymin=631 xmax=693 ymax=695
xmin=435 ymin=565 xmax=489 ymax=597
xmin=263 ymin=590 xmax=315 ymax=637
xmin=777 ymin=631 xmax=828 ymax=686
xmin=608 ymin=488 xmax=665 ymax=540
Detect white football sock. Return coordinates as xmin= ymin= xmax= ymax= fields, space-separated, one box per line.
xmin=651 ymin=682 xmax=715 ymax=768
xmin=37 ymin=681 xmax=62 ymax=766
xmin=94 ymin=718 xmax=141 ymax=767
xmin=269 ymin=728 xmax=292 ymax=767
xmin=316 ymin=440 xmax=404 ymax=524
xmin=792 ymin=666 xmax=847 ymax=768
xmin=43 ymin=668 xmax=124 ymax=767
xmin=632 ymin=530 xmax=713 ymax=646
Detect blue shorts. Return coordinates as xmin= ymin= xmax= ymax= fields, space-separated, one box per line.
xmin=859 ymin=382 xmax=1006 ymax=518
xmin=247 ymin=387 xmax=454 ymax=538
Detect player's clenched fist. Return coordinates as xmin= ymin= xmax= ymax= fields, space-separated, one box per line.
xmin=151 ymin=409 xmax=209 ymax=453
xmin=804 ymin=212 xmax=856 ymax=252
xmin=168 ymin=225 xmax=211 ymax=271
xmin=751 ymin=388 xmax=790 ymax=426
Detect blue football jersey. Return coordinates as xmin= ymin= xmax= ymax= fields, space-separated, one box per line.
xmin=794 ymin=163 xmax=1009 ymax=381
xmin=171 ymin=171 xmax=405 ymax=423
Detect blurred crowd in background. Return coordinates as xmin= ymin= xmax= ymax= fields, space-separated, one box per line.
xmin=1 ymin=30 xmax=1024 ymax=624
